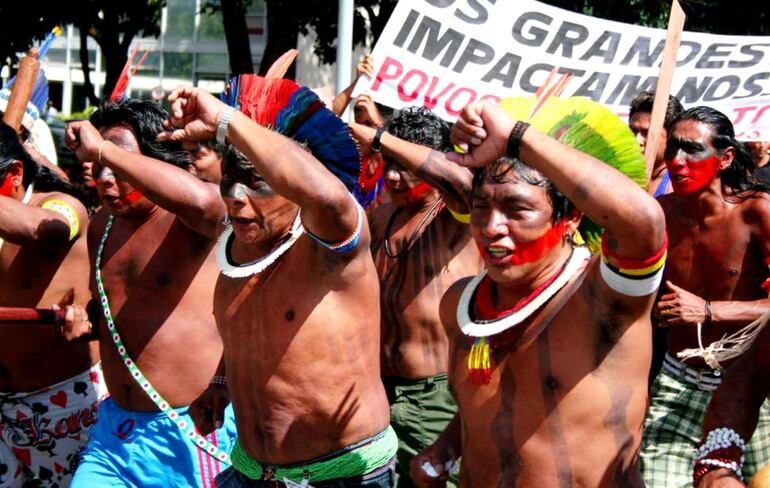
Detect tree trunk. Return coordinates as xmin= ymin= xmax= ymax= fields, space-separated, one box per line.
xmin=77 ymin=26 xmax=100 ymax=106
xmin=259 ymin=0 xmax=298 ymax=79
xmin=101 ymin=41 xmax=128 ymax=100
xmin=221 ymin=0 xmax=253 ymax=75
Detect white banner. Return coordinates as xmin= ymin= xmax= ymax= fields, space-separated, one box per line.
xmin=354 ymin=0 xmax=770 ymax=140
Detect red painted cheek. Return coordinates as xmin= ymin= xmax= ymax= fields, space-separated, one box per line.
xmin=0 ymin=174 xmax=14 ymax=197
xmin=404 ymin=182 xmax=433 ymax=203
xmin=119 ymin=190 xmax=143 ymax=205
xmin=670 ymin=156 xmax=721 ymax=195
xmin=509 ymin=221 xmax=566 ymax=265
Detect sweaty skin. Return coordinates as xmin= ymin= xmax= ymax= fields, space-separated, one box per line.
xmin=153 ymin=87 xmax=392 ymax=465
xmin=0 ymin=187 xmax=97 ymax=392
xmin=657 ymin=119 xmax=770 ymax=369
xmin=355 ymin=127 xmax=483 ymax=379
xmin=69 ymin=122 xmax=226 ymax=411
xmin=412 ymin=102 xmax=665 ymax=487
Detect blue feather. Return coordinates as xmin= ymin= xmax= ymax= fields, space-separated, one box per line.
xmin=221 ymin=76 xmax=241 ymax=109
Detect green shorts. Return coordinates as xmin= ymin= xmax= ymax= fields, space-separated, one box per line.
xmin=383 ymin=373 xmax=458 ymax=488
xmin=640 ymin=365 xmax=770 ymax=487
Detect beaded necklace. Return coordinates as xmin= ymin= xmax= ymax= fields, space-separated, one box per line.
xmin=95 ymin=215 xmax=231 ymax=465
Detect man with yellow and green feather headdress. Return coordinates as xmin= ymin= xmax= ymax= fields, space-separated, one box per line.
xmin=409 ymin=96 xmax=666 ymax=487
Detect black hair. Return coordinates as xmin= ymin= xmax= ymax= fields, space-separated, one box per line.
xmin=0 ymin=121 xmax=83 ymax=200
xmin=670 ymin=106 xmax=769 ymax=198
xmin=386 ymin=106 xmax=452 ymax=152
xmin=471 ymin=157 xmax=575 ymax=223
xmin=89 ymin=98 xmax=191 ymax=169
xmin=629 ymin=91 xmax=684 ymax=130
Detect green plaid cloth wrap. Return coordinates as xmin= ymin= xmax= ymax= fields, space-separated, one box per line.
xmin=231 ymin=425 xmax=398 ymax=483
xmin=640 ymin=365 xmax=770 ymax=487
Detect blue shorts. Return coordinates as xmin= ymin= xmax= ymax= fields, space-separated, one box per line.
xmin=71 ymin=397 xmax=236 ymax=488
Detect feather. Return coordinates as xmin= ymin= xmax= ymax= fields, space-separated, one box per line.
xmin=220 ymin=51 xmax=363 ymax=200
xmin=109 ymin=47 xmax=150 ymax=102
xmin=500 ymin=96 xmax=647 ymax=252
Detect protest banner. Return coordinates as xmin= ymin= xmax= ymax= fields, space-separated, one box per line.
xmin=354 ymin=0 xmax=770 ymax=140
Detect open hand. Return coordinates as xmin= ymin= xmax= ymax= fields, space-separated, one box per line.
xmin=158 ymin=87 xmax=227 ymax=143
xmin=65 ymin=121 xmax=106 ymax=163
xmin=447 ymin=102 xmax=515 ymax=168
xmin=656 ymin=280 xmax=709 ymax=327
xmin=189 ymin=383 xmax=230 ymax=436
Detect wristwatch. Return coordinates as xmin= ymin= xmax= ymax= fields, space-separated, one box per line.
xmin=372 ymin=127 xmax=387 ymax=153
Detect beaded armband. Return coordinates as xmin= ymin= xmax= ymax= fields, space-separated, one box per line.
xmin=693 ymin=428 xmax=746 ymax=486
xmin=302 ymin=196 xmax=363 ymax=253
xmin=599 ymin=234 xmax=667 ymax=297
xmin=209 ymin=375 xmax=227 ymax=387
xmin=41 ymin=200 xmax=80 ymax=241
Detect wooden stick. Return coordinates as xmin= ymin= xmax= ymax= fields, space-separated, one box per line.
xmin=0 ymin=307 xmax=64 ymax=324
xmin=2 ymin=48 xmax=40 ymax=134
xmin=645 ymin=0 xmax=686 ymax=180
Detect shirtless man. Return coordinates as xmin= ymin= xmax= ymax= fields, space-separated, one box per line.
xmin=349 ymin=107 xmax=482 ymax=486
xmin=0 ymin=121 xmax=103 ymax=487
xmin=628 ymin=91 xmax=683 ymax=197
xmin=640 ymin=106 xmax=770 ymax=487
xmin=164 ymin=86 xmax=395 ymax=487
xmin=411 ymin=101 xmax=666 ymax=486
xmin=63 ymin=99 xmax=237 ymax=487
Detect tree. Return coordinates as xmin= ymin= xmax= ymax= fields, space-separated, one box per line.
xmin=0 ymin=1 xmax=165 ymax=103
xmin=202 ymin=0 xmax=253 ymax=75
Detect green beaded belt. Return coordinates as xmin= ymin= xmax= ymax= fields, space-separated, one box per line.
xmin=231 ymin=425 xmax=397 ymax=483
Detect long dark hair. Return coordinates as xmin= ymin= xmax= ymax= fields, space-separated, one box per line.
xmin=0 ymin=121 xmax=83 ymax=200
xmin=671 ymin=106 xmax=769 ymax=198
xmin=90 ymin=98 xmax=191 ymax=169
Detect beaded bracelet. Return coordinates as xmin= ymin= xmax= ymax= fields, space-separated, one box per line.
xmin=209 ymin=375 xmax=227 ymax=387
xmin=693 ymin=427 xmax=746 ymax=486
xmin=506 ymin=121 xmax=530 ymax=160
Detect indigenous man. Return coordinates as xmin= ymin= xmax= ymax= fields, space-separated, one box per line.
xmin=411 ymin=101 xmax=666 ymax=486
xmin=164 ymin=85 xmax=396 ymax=487
xmin=640 ymin=106 xmax=770 ymax=487
xmin=628 ymin=91 xmax=684 ymax=197
xmin=183 ymin=139 xmax=224 ymax=184
xmin=63 ymin=99 xmax=237 ymax=487
xmin=350 ymin=107 xmax=482 ymax=485
xmin=0 ymin=121 xmax=103 ymax=487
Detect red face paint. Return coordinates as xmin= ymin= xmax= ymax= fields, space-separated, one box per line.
xmin=0 ymin=174 xmax=14 ymax=198
xmin=476 ymin=220 xmax=566 ymax=266
xmin=404 ymin=182 xmax=434 ymax=204
xmin=118 ymin=190 xmax=143 ymax=205
xmin=359 ymin=155 xmax=383 ymax=193
xmin=666 ymin=152 xmax=721 ymax=195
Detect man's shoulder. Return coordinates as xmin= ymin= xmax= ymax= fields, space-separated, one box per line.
xmin=369 ymin=203 xmax=397 ymax=234
xmin=739 ymin=191 xmax=770 ymax=220
xmin=32 ymin=190 xmax=86 ymax=213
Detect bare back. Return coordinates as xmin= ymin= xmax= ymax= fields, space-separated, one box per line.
xmin=446 ymin=261 xmax=651 ymax=487
xmin=214 ymin=233 xmax=390 ymax=465
xmin=371 ymin=202 xmax=483 ymax=378
xmin=89 ymin=207 xmax=223 ymax=410
xmin=660 ymin=193 xmax=770 ymax=367
xmin=0 ymin=191 xmax=96 ymax=392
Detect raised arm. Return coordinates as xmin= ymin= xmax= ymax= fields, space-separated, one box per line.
xmin=65 ymin=120 xmax=224 ymax=238
xmin=332 ymin=55 xmax=375 ymax=116
xmin=161 ymin=87 xmax=359 ymax=248
xmin=350 ymin=121 xmax=473 ymax=213
xmin=449 ymin=102 xmax=665 ymax=260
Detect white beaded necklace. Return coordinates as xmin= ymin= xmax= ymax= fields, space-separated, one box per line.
xmin=457 ymin=246 xmax=590 ymax=337
xmin=216 ymin=212 xmax=304 ymax=278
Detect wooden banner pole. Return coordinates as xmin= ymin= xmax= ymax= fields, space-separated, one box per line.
xmin=644 ymin=0 xmax=686 ymax=180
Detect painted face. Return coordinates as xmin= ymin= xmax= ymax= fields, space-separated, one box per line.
xmin=383 ymin=158 xmax=436 ymax=207
xmin=95 ymin=126 xmax=153 ymax=217
xmin=0 ymin=173 xmax=14 ymax=197
xmin=220 ymin=154 xmax=295 ymax=245
xmin=470 ymin=170 xmax=576 ymax=285
xmin=665 ymin=120 xmax=725 ymax=195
